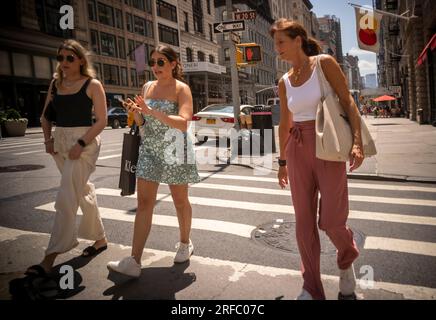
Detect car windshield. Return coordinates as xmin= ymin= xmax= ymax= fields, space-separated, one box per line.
xmin=201 ymin=105 xmax=233 ymax=113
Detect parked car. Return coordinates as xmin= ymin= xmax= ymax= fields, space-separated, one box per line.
xmin=191 ymin=104 xmax=254 ymax=143
xmin=107 ymin=107 xmax=128 ymax=129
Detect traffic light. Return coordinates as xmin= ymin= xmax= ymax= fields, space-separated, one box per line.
xmin=236 ymin=43 xmax=262 ymax=67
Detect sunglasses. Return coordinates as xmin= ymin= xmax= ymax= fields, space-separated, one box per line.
xmin=56 ymin=54 xmax=76 ymax=63
xmin=148 ymin=58 xmax=166 ymax=67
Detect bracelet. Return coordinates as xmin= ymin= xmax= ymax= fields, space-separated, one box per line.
xmin=278 ymin=159 xmax=287 ymax=167
xmin=77 ymin=139 xmax=87 ymax=148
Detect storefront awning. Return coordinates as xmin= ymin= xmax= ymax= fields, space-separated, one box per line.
xmin=416 ymin=33 xmax=436 ymax=67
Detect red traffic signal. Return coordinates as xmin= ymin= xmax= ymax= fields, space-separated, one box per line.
xmin=244 ymin=45 xmax=262 ymax=63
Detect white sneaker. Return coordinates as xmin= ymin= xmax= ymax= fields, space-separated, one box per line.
xmin=339 ymin=264 xmax=357 ymax=296
xmin=107 ymin=256 xmax=141 ymax=277
xmin=295 ymin=289 xmax=313 ymax=300
xmin=174 ymin=240 xmax=194 ymax=263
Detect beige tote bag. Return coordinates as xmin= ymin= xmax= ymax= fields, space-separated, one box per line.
xmin=315 ymin=55 xmax=377 ymax=162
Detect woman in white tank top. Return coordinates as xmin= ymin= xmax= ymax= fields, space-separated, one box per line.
xmin=270 ymin=18 xmax=365 ymax=300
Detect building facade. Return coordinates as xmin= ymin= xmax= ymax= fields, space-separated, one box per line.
xmin=375 ymin=0 xmax=436 ymax=124
xmin=318 ymin=15 xmax=344 ymax=66
xmin=365 ymin=73 xmax=378 ymax=88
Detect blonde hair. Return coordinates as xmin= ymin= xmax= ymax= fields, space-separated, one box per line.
xmin=270 ymin=18 xmax=322 ymax=57
xmin=54 ymin=39 xmax=96 ymax=85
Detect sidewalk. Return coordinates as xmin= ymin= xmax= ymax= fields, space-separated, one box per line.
xmin=2 ymin=226 xmax=433 ymax=300
xmin=245 ymin=117 xmax=436 ymax=183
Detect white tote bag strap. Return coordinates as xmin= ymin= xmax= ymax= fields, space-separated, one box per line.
xmin=315 ymin=55 xmax=328 ymax=101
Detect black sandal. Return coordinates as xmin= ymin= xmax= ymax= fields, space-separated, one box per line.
xmin=81 ymin=245 xmax=108 ymax=257
xmin=24 ymin=265 xmax=48 ymax=277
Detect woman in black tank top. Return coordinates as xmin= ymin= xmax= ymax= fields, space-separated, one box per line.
xmin=25 ymin=40 xmax=108 ymax=278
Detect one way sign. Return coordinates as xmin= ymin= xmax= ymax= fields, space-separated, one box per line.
xmin=213 ymin=20 xmax=245 ymax=33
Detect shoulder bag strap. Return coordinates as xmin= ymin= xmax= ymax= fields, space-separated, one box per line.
xmin=315 ymin=55 xmax=327 ymax=101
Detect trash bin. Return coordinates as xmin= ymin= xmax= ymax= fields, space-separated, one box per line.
xmin=251 ymin=105 xmax=277 ymax=154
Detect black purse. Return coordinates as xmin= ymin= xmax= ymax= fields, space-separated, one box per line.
xmin=43 ymin=80 xmax=57 ymax=123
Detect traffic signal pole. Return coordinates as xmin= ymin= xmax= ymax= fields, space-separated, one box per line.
xmin=226 ymin=0 xmax=240 ymax=130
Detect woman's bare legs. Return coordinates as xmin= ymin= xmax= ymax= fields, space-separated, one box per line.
xmin=131 ymin=179 xmax=159 ymax=264
xmin=169 ymin=184 xmax=192 ymax=244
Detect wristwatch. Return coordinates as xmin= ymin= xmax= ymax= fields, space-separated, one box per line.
xmin=77 ymin=139 xmax=87 ymax=148
xmin=278 ymin=159 xmax=287 ymax=167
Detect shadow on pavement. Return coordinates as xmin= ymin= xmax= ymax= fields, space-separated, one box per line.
xmin=104 ymin=261 xmax=196 ymax=300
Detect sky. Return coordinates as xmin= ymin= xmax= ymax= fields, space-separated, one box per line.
xmin=311 ymin=0 xmax=377 ymax=76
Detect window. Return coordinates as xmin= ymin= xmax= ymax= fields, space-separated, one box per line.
xmin=130 ymin=68 xmax=137 ymax=87
xmin=120 ymin=67 xmax=128 ymax=86
xmin=118 ymin=37 xmax=125 ymax=59
xmin=131 ymin=0 xmax=144 ymax=11
xmin=0 ymin=51 xmax=11 ymax=76
xmin=88 ymin=0 xmax=97 ymax=21
xmin=100 ymin=32 xmax=117 ymax=57
xmin=145 ymin=70 xmax=152 ymax=81
xmin=94 ymin=63 xmax=101 ymax=80
xmin=90 ymin=29 xmax=99 ymax=54
xmin=12 ymin=53 xmax=32 ymax=77
xmin=157 ymin=0 xmax=177 ymax=23
xmin=207 ymin=0 xmax=211 ymax=14
xmin=145 ymin=19 xmax=153 ymax=38
xmin=128 ymin=39 xmax=135 ymax=61
xmin=134 ymin=16 xmax=145 ymax=36
xmin=186 ymin=48 xmax=193 ymax=62
xmin=98 ymin=2 xmax=114 ymax=27
xmin=145 ymin=0 xmax=152 ymax=13
xmin=126 ymin=13 xmax=133 ymax=32
xmin=197 ymin=51 xmax=205 ymax=62
xmin=209 ymin=24 xmax=213 ymax=41
xmin=192 ymin=0 xmax=203 ymax=33
xmin=103 ymin=64 xmax=119 ymax=85
xmin=115 ymin=9 xmax=123 ymax=29
xmin=34 ymin=56 xmax=51 ymax=79
xmin=35 ymin=0 xmax=72 ymax=38
xmin=224 ymin=48 xmax=230 ymax=61
xmin=184 ymin=12 xmax=189 ymax=32
xmin=158 ymin=24 xmax=179 ymax=46
xmin=209 ymin=54 xmax=215 ymax=64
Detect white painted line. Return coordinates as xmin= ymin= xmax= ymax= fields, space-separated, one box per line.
xmin=13 ymin=150 xmax=45 ymax=156
xmin=98 ymin=154 xmax=121 ymax=160
xmin=365 ymin=237 xmax=436 ymax=257
xmin=0 ymin=142 xmax=42 ymax=150
xmin=99 ymin=149 xmax=122 ymax=154
xmin=2 ymin=225 xmax=436 ymax=300
xmin=199 ymin=173 xmax=436 ymax=193
xmin=102 ymin=142 xmax=123 ymax=147
xmin=196 ymin=181 xmax=436 ymax=207
xmin=94 ymin=188 xmax=436 ymax=227
xmin=0 ymin=139 xmax=40 ymax=146
xmin=35 ymin=202 xmax=256 ymax=238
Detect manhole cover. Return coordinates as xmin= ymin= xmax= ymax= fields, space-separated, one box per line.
xmin=0 ymin=165 xmax=45 ymax=173
xmin=252 ymin=220 xmax=365 ymax=255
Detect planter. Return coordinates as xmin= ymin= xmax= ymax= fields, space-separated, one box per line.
xmin=4 ymin=119 xmax=28 ymax=137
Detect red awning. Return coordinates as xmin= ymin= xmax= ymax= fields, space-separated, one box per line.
xmin=372 ymin=95 xmax=397 ymax=102
xmin=417 ymin=33 xmax=436 ymax=67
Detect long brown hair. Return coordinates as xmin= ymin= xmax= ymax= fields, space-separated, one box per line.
xmin=150 ymin=45 xmax=184 ymax=81
xmin=54 ymin=39 xmax=96 ymax=85
xmin=270 ymin=18 xmax=322 ymax=57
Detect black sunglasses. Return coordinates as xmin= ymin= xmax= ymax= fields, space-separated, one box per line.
xmin=56 ymin=54 xmax=76 ymax=63
xmin=148 ymin=58 xmax=166 ymax=67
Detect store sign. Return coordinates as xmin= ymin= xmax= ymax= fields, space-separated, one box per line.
xmin=183 ymin=62 xmax=226 ymax=74
xmin=389 ymin=85 xmax=402 ymax=97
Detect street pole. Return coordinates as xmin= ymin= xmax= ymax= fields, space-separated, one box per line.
xmin=226 ymin=0 xmax=240 ymax=130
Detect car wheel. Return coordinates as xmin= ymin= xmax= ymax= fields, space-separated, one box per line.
xmin=112 ymin=119 xmax=120 ymax=129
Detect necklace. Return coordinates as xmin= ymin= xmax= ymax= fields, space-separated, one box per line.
xmin=292 ymin=59 xmax=310 ymax=82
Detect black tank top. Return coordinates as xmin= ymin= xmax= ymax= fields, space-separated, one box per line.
xmin=52 ymin=78 xmax=93 ymax=127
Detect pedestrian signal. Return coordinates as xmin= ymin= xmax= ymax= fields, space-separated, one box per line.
xmin=236 ymin=43 xmax=262 ymax=67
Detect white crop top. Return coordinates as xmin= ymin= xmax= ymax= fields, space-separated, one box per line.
xmin=282 ymin=64 xmax=322 ymax=122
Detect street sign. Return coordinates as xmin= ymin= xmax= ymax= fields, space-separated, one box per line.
xmin=389 ymin=85 xmax=402 ymax=97
xmin=234 ymin=10 xmax=257 ymax=21
xmin=213 ymin=20 xmax=245 ymax=33
xmin=230 ymin=32 xmax=241 ymax=44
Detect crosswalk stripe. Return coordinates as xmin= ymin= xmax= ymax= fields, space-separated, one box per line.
xmin=2 ymin=225 xmax=436 ymax=300
xmin=94 ymin=188 xmax=436 ymax=227
xmin=0 ymin=142 xmax=42 ymax=150
xmin=0 ymin=139 xmax=40 ymax=146
xmin=199 ymin=173 xmax=436 ymax=194
xmin=99 ymin=148 xmax=122 ymax=154
xmin=13 ymin=150 xmax=44 ymax=156
xmin=98 ymin=154 xmax=121 ymax=160
xmin=194 ymin=183 xmax=436 ymax=207
xmin=35 ymin=202 xmax=256 ymax=238
xmin=365 ymin=237 xmax=436 ymax=257
xmin=34 ymin=201 xmax=436 ymax=258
